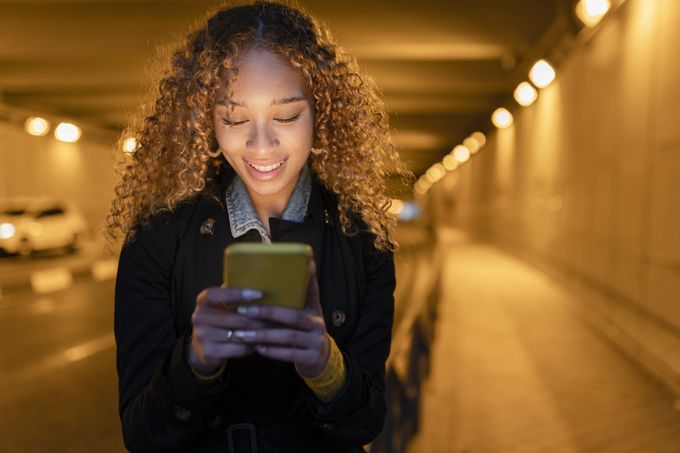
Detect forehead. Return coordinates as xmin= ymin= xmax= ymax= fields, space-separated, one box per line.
xmin=216 ymin=49 xmax=308 ymax=99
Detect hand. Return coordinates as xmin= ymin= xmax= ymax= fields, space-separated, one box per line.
xmin=233 ymin=261 xmax=330 ymax=378
xmin=188 ymin=285 xmax=269 ymax=376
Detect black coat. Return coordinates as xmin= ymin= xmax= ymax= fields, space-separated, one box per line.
xmin=114 ymin=167 xmax=396 ymax=452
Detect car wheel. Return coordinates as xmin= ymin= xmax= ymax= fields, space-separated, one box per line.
xmin=18 ymin=238 xmax=32 ymax=257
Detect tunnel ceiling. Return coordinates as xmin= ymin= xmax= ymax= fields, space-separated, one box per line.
xmin=0 ymin=0 xmax=566 ymax=177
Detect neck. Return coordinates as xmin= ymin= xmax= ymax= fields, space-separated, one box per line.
xmin=247 ymin=173 xmax=299 ymax=233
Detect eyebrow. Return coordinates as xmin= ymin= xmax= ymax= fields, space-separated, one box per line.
xmin=217 ymin=96 xmax=307 ymax=107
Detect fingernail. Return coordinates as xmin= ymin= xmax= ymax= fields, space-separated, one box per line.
xmin=237 ymin=306 xmax=260 ymax=315
xmin=233 ymin=330 xmax=256 ymax=340
xmin=241 ymin=289 xmax=263 ymax=300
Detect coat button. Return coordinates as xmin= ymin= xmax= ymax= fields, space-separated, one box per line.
xmin=173 ymin=405 xmax=192 ymax=422
xmin=200 ymin=218 xmax=216 ymax=236
xmin=320 ymin=422 xmax=335 ymax=430
xmin=331 ymin=309 xmax=346 ymax=327
xmin=323 ymin=209 xmax=332 ymax=225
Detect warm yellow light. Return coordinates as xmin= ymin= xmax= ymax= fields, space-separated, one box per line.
xmin=417 ymin=177 xmax=432 ymax=189
xmin=122 ymin=137 xmax=137 ymax=154
xmin=514 ymin=81 xmax=538 ymax=106
xmin=55 ymin=122 xmax=81 ymax=143
xmin=470 ymin=131 xmax=486 ymax=147
xmin=443 ymin=154 xmax=458 ymax=171
xmin=492 ymin=108 xmax=514 ymax=129
xmin=575 ymin=0 xmax=611 ymax=27
xmin=0 ymin=223 xmax=16 ymax=239
xmin=415 ymin=177 xmax=432 ymax=194
xmin=463 ymin=137 xmax=480 ymax=154
xmin=387 ymin=199 xmax=405 ymax=216
xmin=25 ymin=117 xmax=50 ymax=136
xmin=414 ymin=183 xmax=428 ymax=195
xmin=452 ymin=145 xmax=470 ymax=163
xmin=426 ymin=164 xmax=445 ymax=182
xmin=529 ymin=59 xmax=556 ymax=88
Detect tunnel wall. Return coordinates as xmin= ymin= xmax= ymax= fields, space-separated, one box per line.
xmin=430 ymin=0 xmax=680 ymax=393
xmin=0 ymin=121 xmax=116 ymax=241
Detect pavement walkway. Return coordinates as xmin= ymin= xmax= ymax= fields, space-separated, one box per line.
xmin=407 ymin=229 xmax=680 ymax=453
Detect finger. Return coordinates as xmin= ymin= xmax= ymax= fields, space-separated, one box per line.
xmin=232 ymin=328 xmax=317 ymax=348
xmin=197 ymin=287 xmax=263 ymax=307
xmin=193 ymin=309 xmax=272 ymax=330
xmin=254 ymin=344 xmax=316 ymax=364
xmin=236 ymin=305 xmax=322 ymax=332
xmin=194 ymin=325 xmax=254 ymax=343
xmin=202 ymin=341 xmax=255 ymax=360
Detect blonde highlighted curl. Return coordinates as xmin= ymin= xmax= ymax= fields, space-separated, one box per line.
xmin=105 ymin=0 xmax=412 ymax=253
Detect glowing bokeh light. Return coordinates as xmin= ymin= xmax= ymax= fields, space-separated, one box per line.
xmin=452 ymin=145 xmax=471 ymax=163
xmin=55 ymin=122 xmax=81 ymax=143
xmin=514 ymin=81 xmax=538 ymax=106
xmin=25 ymin=116 xmax=51 ymax=136
xmin=492 ymin=108 xmax=514 ymax=129
xmin=443 ymin=154 xmax=458 ymax=171
xmin=529 ymin=59 xmax=556 ymax=88
xmin=575 ymin=0 xmax=611 ymax=27
xmin=470 ymin=131 xmax=486 ymax=147
xmin=123 ymin=137 xmax=137 ymax=154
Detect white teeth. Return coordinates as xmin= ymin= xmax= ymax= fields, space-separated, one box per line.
xmin=248 ymin=160 xmax=285 ymax=172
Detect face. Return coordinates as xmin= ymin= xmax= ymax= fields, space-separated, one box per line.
xmin=213 ymin=48 xmax=314 ymax=206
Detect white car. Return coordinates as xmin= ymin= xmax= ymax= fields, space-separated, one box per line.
xmin=0 ymin=197 xmax=89 ymax=257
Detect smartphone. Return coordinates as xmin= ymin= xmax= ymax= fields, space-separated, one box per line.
xmin=223 ymin=242 xmax=313 ymax=310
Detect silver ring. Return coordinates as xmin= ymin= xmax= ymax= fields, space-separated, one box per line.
xmin=225 ymin=329 xmax=234 ymax=340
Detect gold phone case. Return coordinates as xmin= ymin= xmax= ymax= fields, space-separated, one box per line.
xmin=223 ymin=242 xmax=312 ymax=310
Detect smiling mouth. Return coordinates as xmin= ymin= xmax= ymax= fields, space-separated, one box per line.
xmin=246 ymin=158 xmax=287 ymax=172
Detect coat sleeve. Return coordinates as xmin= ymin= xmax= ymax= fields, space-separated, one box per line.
xmin=301 ymin=232 xmax=396 ymax=447
xmin=114 ymin=214 xmax=230 ymax=452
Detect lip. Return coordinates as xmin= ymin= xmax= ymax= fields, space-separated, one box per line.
xmin=244 ymin=157 xmax=288 ymax=181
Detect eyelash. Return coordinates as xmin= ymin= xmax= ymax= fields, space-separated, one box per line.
xmin=221 ymin=113 xmax=302 ymax=127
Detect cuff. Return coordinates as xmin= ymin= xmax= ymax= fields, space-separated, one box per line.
xmin=189 ymin=361 xmax=226 ymax=386
xmin=296 ymin=334 xmax=347 ymax=403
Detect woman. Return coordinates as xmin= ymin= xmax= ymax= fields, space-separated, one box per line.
xmin=106 ymin=1 xmax=410 ymax=452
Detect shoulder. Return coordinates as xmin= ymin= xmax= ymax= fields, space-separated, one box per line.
xmin=120 ymin=196 xmax=203 ymax=265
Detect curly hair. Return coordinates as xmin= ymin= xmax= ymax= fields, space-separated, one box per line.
xmin=104 ymin=0 xmax=412 ymax=253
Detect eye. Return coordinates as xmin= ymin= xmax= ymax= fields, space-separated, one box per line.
xmin=275 ymin=112 xmax=302 ymax=123
xmin=222 ymin=118 xmax=247 ymax=127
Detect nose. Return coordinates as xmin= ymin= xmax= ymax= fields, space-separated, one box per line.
xmin=246 ymin=121 xmax=279 ymax=155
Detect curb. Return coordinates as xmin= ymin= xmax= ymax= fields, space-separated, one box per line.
xmin=0 ymin=257 xmax=118 ymax=301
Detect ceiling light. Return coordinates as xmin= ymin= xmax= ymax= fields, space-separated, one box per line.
xmin=418 ymin=177 xmax=432 ymax=190
xmin=463 ymin=137 xmax=480 ymax=154
xmin=452 ymin=145 xmax=470 ymax=163
xmin=443 ymin=154 xmax=458 ymax=171
xmin=387 ymin=199 xmax=405 ymax=217
xmin=470 ymin=131 xmax=486 ymax=147
xmin=575 ymin=0 xmax=611 ymax=27
xmin=491 ymin=108 xmax=514 ymax=129
xmin=529 ymin=59 xmax=556 ymax=88
xmin=514 ymin=81 xmax=538 ymax=106
xmin=25 ymin=117 xmax=50 ymax=136
xmin=426 ymin=164 xmax=446 ymax=182
xmin=54 ymin=122 xmax=81 ymax=143
xmin=123 ymin=137 xmax=137 ymax=154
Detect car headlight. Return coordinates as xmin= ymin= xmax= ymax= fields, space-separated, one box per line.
xmin=0 ymin=223 xmax=16 ymax=239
